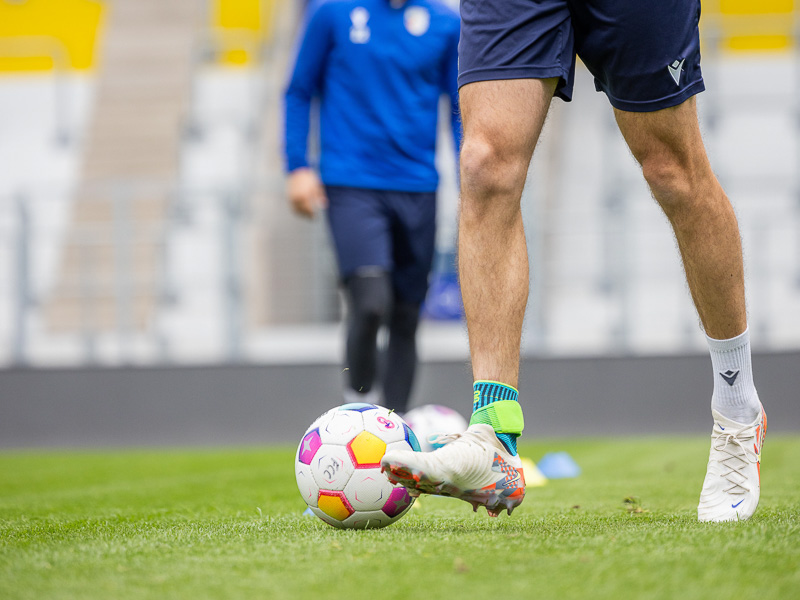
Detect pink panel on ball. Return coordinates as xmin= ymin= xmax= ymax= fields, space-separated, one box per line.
xmin=382 ymin=487 xmax=412 ymax=517
xmin=298 ymin=429 xmax=322 ymax=465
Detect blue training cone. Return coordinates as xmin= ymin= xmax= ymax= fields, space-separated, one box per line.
xmin=536 ymin=451 xmax=581 ymax=479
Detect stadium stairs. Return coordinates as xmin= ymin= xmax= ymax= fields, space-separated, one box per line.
xmin=44 ymin=0 xmax=203 ymax=332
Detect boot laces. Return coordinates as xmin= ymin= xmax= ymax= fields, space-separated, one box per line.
xmin=712 ymin=422 xmax=758 ymax=495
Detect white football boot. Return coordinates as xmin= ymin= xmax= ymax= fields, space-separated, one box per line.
xmin=698 ymin=406 xmax=767 ymax=522
xmin=381 ymin=424 xmax=526 ymax=517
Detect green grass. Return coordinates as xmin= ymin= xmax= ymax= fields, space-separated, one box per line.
xmin=1 ymin=435 xmax=799 ymax=600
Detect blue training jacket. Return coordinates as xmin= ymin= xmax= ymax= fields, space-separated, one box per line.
xmin=284 ymin=0 xmax=461 ymax=193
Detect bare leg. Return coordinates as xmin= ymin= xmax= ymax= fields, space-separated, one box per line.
xmin=614 ymin=97 xmax=747 ymax=339
xmin=616 ymin=98 xmax=765 ymax=522
xmin=382 ymin=79 xmax=559 ymax=517
xmin=458 ymin=78 xmax=557 ymax=386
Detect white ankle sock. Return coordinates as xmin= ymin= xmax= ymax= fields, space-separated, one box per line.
xmin=706 ymin=328 xmax=760 ymax=424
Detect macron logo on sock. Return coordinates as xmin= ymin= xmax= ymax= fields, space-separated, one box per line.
xmin=719 ymin=369 xmax=740 ymax=386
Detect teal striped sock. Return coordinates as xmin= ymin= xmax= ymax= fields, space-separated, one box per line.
xmin=470 ymin=381 xmax=522 ymax=456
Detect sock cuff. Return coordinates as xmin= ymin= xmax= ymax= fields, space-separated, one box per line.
xmin=707 ymin=327 xmax=757 ymax=412
xmin=470 ymin=400 xmax=525 ymax=435
xmin=706 ymin=327 xmax=749 ymax=353
xmin=473 ymin=380 xmax=519 ymax=411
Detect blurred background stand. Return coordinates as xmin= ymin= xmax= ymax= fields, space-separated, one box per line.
xmin=0 ymin=0 xmax=798 ymax=446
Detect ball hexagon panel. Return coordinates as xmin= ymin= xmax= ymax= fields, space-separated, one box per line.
xmin=317 ymin=490 xmax=355 ymax=522
xmin=341 ymin=509 xmax=393 ymax=529
xmin=385 ymin=439 xmax=415 ymax=454
xmin=310 ymin=444 xmax=354 ymax=491
xmin=297 ymin=428 xmax=322 ymax=465
xmin=361 ymin=409 xmax=407 ymax=444
xmin=344 ymin=469 xmax=390 ymax=511
xmin=320 ymin=410 xmax=363 ymax=445
xmin=347 ymin=431 xmax=386 ymax=469
xmin=295 ymin=462 xmax=319 ymax=507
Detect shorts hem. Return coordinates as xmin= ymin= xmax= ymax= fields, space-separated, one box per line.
xmin=459 ymin=65 xmax=572 ymax=100
xmin=603 ymin=79 xmax=706 ymax=113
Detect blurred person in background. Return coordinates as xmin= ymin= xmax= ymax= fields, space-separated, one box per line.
xmin=283 ymin=0 xmax=461 ymax=413
xmin=383 ymin=0 xmax=767 ymax=524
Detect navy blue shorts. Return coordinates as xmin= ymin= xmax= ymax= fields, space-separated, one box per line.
xmin=325 ymin=186 xmax=436 ymax=305
xmin=458 ymin=0 xmax=705 ymax=112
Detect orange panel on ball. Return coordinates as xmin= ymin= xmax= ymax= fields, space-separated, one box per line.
xmin=318 ymin=491 xmax=354 ymax=521
xmin=347 ymin=431 xmax=387 ymax=468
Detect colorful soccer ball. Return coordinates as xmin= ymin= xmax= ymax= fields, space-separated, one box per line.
xmin=403 ymin=404 xmax=468 ymax=452
xmin=295 ymin=403 xmax=420 ymax=529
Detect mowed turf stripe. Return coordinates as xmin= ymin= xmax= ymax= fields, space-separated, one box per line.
xmin=1 ymin=437 xmax=798 ymax=600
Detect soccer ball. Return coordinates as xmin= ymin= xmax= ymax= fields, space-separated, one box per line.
xmin=295 ymin=403 xmax=421 ymax=529
xmin=403 ymin=404 xmax=468 ymax=452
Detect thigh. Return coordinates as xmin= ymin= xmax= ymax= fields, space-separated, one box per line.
xmin=325 ymin=186 xmax=392 ymax=280
xmin=458 ymin=0 xmax=576 ymax=102
xmin=614 ymin=96 xmax=707 ymax=168
xmin=459 ymin=78 xmax=557 ymax=177
xmin=569 ymin=0 xmax=704 ymax=112
xmin=385 ymin=190 xmax=437 ymax=305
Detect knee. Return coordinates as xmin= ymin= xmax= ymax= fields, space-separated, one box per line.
xmin=460 ymin=136 xmax=529 ymax=219
xmin=639 ymin=153 xmax=698 ymax=217
xmin=347 ymin=272 xmax=391 ymax=326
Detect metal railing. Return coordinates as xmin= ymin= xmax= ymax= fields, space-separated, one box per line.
xmin=3 ymin=7 xmax=800 ymax=366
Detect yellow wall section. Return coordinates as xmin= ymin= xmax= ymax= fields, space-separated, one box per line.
xmin=0 ymin=0 xmax=104 ymax=72
xmin=0 ymin=0 xmax=273 ymax=73
xmin=211 ymin=0 xmax=274 ymax=66
xmin=0 ymin=0 xmax=792 ymax=74
xmin=720 ymin=0 xmax=793 ymax=13
xmin=726 ymin=34 xmax=792 ymax=52
xmin=711 ymin=0 xmax=795 ymax=51
xmin=218 ymin=0 xmax=262 ymax=30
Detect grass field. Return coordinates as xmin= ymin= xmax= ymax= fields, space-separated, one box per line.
xmin=2 ymin=435 xmax=799 ymax=600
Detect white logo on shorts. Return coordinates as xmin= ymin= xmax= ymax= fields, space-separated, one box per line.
xmin=350 ymin=7 xmax=370 ymax=44
xmin=667 ymin=58 xmax=685 ymax=86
